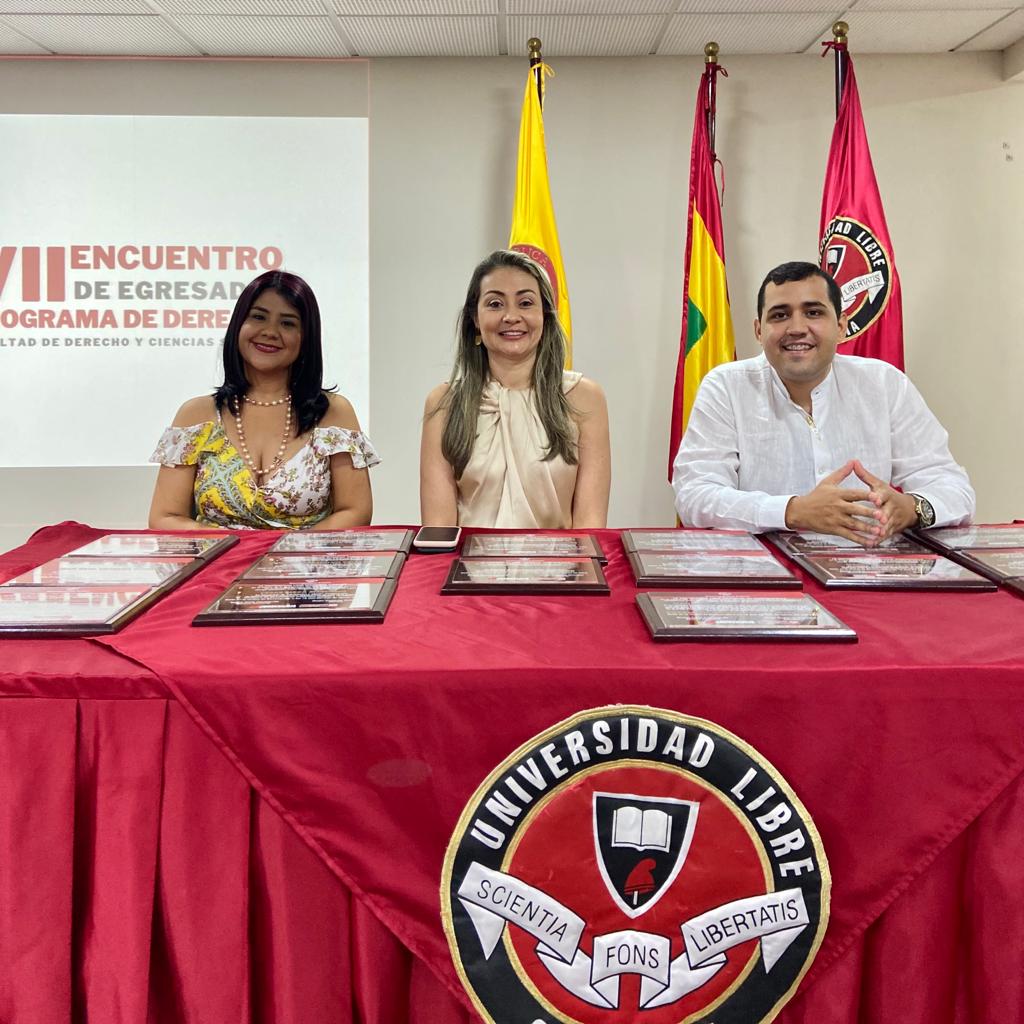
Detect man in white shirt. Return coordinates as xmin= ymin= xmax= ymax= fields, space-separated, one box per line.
xmin=671 ymin=261 xmax=975 ymax=544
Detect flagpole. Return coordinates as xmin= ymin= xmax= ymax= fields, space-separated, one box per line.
xmin=669 ymin=47 xmax=735 ymax=482
xmin=528 ymin=37 xmax=543 ymax=110
xmin=831 ymin=21 xmax=848 ymax=116
xmin=704 ymin=41 xmax=719 ymax=160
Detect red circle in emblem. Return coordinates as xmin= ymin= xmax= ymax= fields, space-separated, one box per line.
xmin=503 ymin=764 xmax=767 ymax=1024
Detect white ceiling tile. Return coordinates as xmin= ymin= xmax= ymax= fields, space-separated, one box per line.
xmin=853 ymin=0 xmax=1015 ymax=9
xmin=174 ymin=13 xmax=349 ymax=55
xmin=957 ymin=8 xmax=1024 ymax=49
xmin=343 ymin=14 xmax=497 ymax=55
xmin=0 ymin=13 xmax=200 ymax=53
xmin=672 ymin=0 xmax=842 ymax=10
xmin=331 ymin=0 xmax=495 ymax=13
xmin=508 ymin=0 xmax=673 ymax=12
xmin=161 ymin=0 xmax=325 ymax=13
xmin=507 ymin=14 xmax=663 ymax=55
xmin=0 ymin=0 xmax=150 ymax=11
xmin=809 ymin=8 xmax=1012 ymax=53
xmin=659 ymin=12 xmax=832 ymax=55
xmin=0 ymin=20 xmax=51 ymax=51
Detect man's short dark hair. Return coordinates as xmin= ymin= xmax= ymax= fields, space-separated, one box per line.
xmin=756 ymin=261 xmax=843 ymax=320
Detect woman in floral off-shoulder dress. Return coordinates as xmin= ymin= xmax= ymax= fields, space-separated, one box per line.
xmin=149 ymin=270 xmax=378 ymax=530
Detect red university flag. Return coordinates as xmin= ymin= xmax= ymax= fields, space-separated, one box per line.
xmin=818 ymin=53 xmax=904 ymax=369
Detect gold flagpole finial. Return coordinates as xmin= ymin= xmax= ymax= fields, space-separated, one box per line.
xmin=527 ymin=38 xmax=544 ymax=108
xmin=704 ymin=41 xmax=720 ymax=64
xmin=832 ymin=21 xmax=848 ymax=44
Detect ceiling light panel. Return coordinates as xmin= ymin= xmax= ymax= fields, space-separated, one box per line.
xmin=0 ymin=13 xmax=200 ymax=54
xmin=342 ymin=15 xmax=498 ymax=56
xmin=506 ymin=14 xmax=664 ymax=55
xmin=659 ymin=12 xmax=832 ymax=55
xmin=173 ymin=14 xmax=350 ymax=56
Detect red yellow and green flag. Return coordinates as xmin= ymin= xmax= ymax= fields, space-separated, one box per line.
xmin=509 ymin=61 xmax=573 ymax=365
xmin=669 ymin=62 xmax=734 ymax=478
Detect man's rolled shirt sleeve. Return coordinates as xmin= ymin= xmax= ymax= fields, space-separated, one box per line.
xmin=887 ymin=372 xmax=975 ymax=528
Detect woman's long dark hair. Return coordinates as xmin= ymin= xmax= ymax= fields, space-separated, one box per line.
xmin=214 ymin=270 xmax=332 ymax=434
xmin=439 ymin=249 xmax=577 ymax=479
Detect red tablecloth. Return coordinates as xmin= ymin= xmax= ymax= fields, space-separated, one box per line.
xmin=0 ymin=525 xmax=471 ymax=1024
xmin=4 ymin=522 xmax=1024 ymax=1022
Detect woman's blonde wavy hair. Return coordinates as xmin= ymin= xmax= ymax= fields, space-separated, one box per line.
xmin=438 ymin=249 xmax=577 ymax=480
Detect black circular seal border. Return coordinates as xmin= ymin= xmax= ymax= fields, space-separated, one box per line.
xmin=441 ymin=706 xmax=831 ymax=1024
xmin=818 ymin=215 xmax=893 ymax=341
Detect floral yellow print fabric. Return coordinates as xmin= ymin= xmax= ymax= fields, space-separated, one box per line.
xmin=151 ymin=420 xmax=380 ymax=530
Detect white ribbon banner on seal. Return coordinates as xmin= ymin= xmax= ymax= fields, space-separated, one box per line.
xmin=458 ymin=863 xmax=810 ymax=1011
xmin=840 ymin=270 xmax=885 ymax=306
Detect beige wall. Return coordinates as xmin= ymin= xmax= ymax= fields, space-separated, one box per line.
xmin=1 ymin=53 xmax=1021 ymax=546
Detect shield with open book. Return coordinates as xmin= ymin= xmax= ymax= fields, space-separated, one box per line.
xmin=592 ymin=792 xmax=699 ymax=919
xmin=824 ymin=244 xmax=846 ymax=279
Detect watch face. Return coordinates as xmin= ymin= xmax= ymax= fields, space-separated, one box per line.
xmin=916 ymin=496 xmax=936 ymax=528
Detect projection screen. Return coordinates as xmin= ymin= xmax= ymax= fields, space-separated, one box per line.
xmin=0 ymin=114 xmax=368 ymax=467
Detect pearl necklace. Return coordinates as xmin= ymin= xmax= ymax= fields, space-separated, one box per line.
xmin=243 ymin=393 xmax=290 ymax=407
xmin=232 ymin=397 xmax=293 ymax=487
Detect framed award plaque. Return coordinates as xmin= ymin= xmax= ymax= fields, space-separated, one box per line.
xmin=626 ymin=550 xmax=800 ymax=588
xmin=636 ymin=590 xmax=857 ymax=642
xmin=461 ymin=533 xmax=607 ymax=563
xmin=71 ymin=533 xmax=237 ymax=560
xmin=243 ymin=551 xmax=406 ymax=581
xmin=766 ymin=530 xmax=928 ymax=556
xmin=269 ymin=529 xmax=415 ymax=554
xmin=2 ymin=555 xmax=198 ymax=588
xmin=621 ymin=529 xmax=766 ymax=554
xmin=914 ymin=524 xmax=1024 ymax=552
xmin=793 ymin=552 xmax=995 ymax=591
xmin=0 ymin=585 xmax=162 ymax=636
xmin=441 ymin=557 xmax=610 ymax=595
xmin=951 ymin=548 xmax=1024 ymax=583
xmin=193 ymin=578 xmax=398 ymax=625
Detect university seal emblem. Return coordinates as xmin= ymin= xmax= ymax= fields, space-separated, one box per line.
xmin=442 ymin=706 xmax=830 ymax=1024
xmin=819 ymin=216 xmax=893 ymax=341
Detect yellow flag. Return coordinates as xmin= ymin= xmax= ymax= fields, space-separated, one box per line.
xmin=509 ymin=63 xmax=573 ymax=365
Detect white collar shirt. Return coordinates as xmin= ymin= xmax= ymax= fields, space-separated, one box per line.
xmin=671 ymin=352 xmax=975 ymax=533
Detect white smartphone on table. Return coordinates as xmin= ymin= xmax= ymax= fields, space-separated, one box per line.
xmin=412 ymin=526 xmax=462 ymax=553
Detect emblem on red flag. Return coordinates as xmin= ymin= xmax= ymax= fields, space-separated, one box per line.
xmin=819 ymin=215 xmax=893 ymax=340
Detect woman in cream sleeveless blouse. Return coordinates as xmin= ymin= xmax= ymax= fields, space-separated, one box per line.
xmin=420 ymin=250 xmax=610 ymax=528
